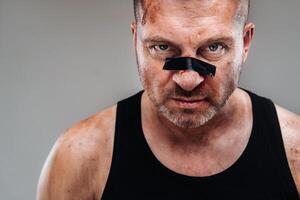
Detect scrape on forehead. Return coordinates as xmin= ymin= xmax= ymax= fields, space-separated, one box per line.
xmin=140 ymin=0 xmax=161 ymax=24
xmin=138 ymin=0 xmax=242 ymax=25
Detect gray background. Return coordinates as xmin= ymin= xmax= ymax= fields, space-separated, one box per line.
xmin=0 ymin=0 xmax=299 ymax=199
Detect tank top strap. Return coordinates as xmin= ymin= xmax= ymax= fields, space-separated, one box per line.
xmin=114 ymin=90 xmax=145 ymax=153
xmin=245 ymin=90 xmax=299 ymax=199
xmin=101 ymin=91 xmax=145 ymax=199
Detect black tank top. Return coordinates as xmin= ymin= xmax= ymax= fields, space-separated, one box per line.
xmin=101 ymin=90 xmax=299 ymax=200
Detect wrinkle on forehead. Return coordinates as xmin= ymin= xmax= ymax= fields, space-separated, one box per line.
xmin=140 ymin=0 xmax=239 ymax=26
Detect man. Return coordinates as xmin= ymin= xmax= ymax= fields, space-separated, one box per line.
xmin=37 ymin=0 xmax=300 ymax=199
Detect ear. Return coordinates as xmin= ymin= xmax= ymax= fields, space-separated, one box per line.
xmin=131 ymin=22 xmax=138 ymax=48
xmin=242 ymin=22 xmax=255 ymax=63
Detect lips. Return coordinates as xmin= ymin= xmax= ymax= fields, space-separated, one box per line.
xmin=171 ymin=97 xmax=207 ymax=109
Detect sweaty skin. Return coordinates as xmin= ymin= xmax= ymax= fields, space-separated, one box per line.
xmin=37 ymin=0 xmax=300 ymax=199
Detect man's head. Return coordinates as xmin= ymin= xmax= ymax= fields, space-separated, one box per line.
xmin=131 ymin=0 xmax=255 ymax=129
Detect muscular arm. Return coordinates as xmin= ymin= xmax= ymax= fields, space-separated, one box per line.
xmin=37 ymin=106 xmax=116 ymax=200
xmin=276 ymin=105 xmax=300 ymax=196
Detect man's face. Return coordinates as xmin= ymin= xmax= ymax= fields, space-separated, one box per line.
xmin=132 ymin=0 xmax=254 ymax=128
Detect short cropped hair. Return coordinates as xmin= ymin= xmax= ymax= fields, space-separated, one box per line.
xmin=133 ymin=0 xmax=250 ymax=25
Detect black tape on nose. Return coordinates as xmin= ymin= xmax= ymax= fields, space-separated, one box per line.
xmin=163 ymin=57 xmax=216 ymax=77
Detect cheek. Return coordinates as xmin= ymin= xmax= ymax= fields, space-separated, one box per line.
xmin=214 ymin=54 xmax=241 ymax=80
xmin=138 ymin=55 xmax=173 ymax=93
xmin=218 ymin=61 xmax=239 ymax=86
xmin=204 ymin=61 xmax=238 ymax=98
xmin=136 ymin=47 xmax=171 ymax=88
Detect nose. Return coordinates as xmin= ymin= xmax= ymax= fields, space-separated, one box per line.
xmin=172 ymin=70 xmax=204 ymax=91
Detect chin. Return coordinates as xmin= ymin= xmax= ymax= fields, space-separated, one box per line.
xmin=158 ymin=104 xmax=218 ymax=129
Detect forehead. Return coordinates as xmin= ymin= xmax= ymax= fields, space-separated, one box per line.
xmin=139 ymin=0 xmax=239 ymax=39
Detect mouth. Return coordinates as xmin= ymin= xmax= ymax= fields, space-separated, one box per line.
xmin=170 ymin=97 xmax=208 ymax=109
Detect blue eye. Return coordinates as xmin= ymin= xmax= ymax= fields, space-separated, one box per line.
xmin=155 ymin=44 xmax=169 ymax=51
xmin=208 ymin=43 xmax=224 ymax=52
xmin=200 ymin=42 xmax=227 ymax=61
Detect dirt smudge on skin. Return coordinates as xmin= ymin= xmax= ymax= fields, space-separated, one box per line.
xmin=291 ymin=147 xmax=300 ymax=157
xmin=141 ymin=0 xmax=161 ymax=25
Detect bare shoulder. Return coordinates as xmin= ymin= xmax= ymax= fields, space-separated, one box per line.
xmin=275 ymin=105 xmax=300 ymax=194
xmin=276 ymin=105 xmax=300 ymax=147
xmin=37 ymin=105 xmax=117 ymax=200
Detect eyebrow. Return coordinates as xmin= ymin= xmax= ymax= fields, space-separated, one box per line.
xmin=142 ymin=35 xmax=234 ymax=47
xmin=203 ymin=35 xmax=234 ymax=46
xmin=143 ymin=36 xmax=175 ymax=44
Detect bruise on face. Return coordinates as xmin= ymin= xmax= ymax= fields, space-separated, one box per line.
xmin=141 ymin=1 xmax=161 ymax=25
